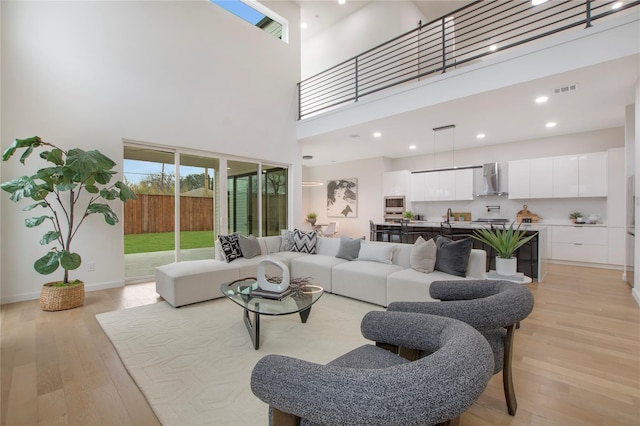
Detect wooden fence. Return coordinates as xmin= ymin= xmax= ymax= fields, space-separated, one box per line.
xmin=124 ymin=194 xmax=214 ymax=235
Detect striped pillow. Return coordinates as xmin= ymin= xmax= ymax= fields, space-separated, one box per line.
xmin=291 ymin=229 xmax=317 ymax=254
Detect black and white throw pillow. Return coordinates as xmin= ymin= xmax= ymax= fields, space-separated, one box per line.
xmin=291 ymin=229 xmax=317 ymax=254
xmin=218 ymin=233 xmax=243 ymax=263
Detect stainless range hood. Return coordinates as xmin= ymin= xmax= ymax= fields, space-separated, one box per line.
xmin=473 ymin=162 xmax=507 ymax=197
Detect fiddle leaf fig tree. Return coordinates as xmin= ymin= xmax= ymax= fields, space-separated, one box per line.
xmin=0 ymin=136 xmax=137 ymax=285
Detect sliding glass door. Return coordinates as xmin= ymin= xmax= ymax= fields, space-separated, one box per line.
xmin=124 ymin=145 xmax=288 ymax=281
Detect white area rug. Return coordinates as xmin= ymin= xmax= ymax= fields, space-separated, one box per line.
xmin=96 ymin=294 xmax=383 ymax=425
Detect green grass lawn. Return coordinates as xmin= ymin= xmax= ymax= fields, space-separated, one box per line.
xmin=124 ymin=231 xmax=214 ymax=254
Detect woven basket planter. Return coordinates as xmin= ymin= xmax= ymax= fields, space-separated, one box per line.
xmin=40 ymin=281 xmax=85 ymax=311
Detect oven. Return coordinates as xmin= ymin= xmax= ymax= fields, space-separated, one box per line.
xmin=384 ymin=196 xmax=405 ymax=222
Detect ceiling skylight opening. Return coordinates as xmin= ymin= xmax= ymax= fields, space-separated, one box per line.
xmin=409 ymin=145 xmax=417 ymax=150
xmin=373 ymin=132 xmax=382 ymax=138
xmin=210 ymin=0 xmax=289 ymax=43
xmin=612 ymin=2 xmax=623 ymax=9
xmin=535 ymin=95 xmax=549 ymax=104
xmin=477 ymin=133 xmax=486 ymax=139
xmin=546 ymin=122 xmax=557 ymax=128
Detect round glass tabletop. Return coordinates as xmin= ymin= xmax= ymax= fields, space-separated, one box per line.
xmin=220 ymin=278 xmax=323 ymax=316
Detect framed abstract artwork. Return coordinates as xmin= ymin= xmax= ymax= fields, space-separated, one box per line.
xmin=327 ymin=178 xmax=357 ymax=218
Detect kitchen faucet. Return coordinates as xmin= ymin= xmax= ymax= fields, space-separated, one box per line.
xmin=446 ymin=208 xmax=453 ymax=224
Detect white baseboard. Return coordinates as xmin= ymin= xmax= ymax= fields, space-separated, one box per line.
xmin=0 ymin=280 xmax=124 ymax=305
xmin=633 ymin=287 xmax=640 ymax=307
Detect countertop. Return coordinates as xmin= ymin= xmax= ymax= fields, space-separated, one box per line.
xmin=377 ymin=220 xmax=607 ymax=231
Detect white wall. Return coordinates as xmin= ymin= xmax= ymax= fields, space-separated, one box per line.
xmin=301 ymin=1 xmax=426 ymax=79
xmin=302 ymin=157 xmax=389 ymax=239
xmin=1 ymin=0 xmax=301 ymax=303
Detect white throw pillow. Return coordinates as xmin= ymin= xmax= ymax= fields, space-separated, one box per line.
xmin=357 ymin=241 xmax=396 ymax=264
xmin=410 ymin=236 xmax=437 ymax=273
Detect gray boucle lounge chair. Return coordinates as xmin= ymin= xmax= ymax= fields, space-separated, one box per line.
xmin=388 ymin=279 xmax=535 ymax=415
xmin=250 ymin=310 xmax=494 ymax=426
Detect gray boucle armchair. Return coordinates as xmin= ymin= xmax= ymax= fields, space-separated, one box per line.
xmin=387 ymin=280 xmax=534 ymax=415
xmin=250 ymin=310 xmax=494 ymax=426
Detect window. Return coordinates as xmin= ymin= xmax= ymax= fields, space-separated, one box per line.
xmin=210 ymin=0 xmax=288 ymax=42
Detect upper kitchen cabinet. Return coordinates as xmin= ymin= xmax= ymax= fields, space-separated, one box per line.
xmin=410 ymin=169 xmax=473 ymax=202
xmin=578 ymin=152 xmax=607 ymax=197
xmin=383 ymin=170 xmax=411 ymax=197
xmin=509 ymin=152 xmax=607 ymax=199
xmin=508 ymin=158 xmax=553 ymax=199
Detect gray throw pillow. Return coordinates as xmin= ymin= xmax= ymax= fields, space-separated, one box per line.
xmin=280 ymin=229 xmax=294 ymax=251
xmin=435 ymin=236 xmax=473 ymax=277
xmin=335 ymin=236 xmax=364 ymax=261
xmin=238 ymin=235 xmax=261 ymax=259
xmin=410 ymin=236 xmax=437 ymax=273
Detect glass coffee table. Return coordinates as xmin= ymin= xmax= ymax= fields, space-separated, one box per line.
xmin=220 ymin=278 xmax=324 ymax=350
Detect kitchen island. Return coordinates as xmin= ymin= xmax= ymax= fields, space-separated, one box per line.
xmin=371 ymin=221 xmax=547 ymax=281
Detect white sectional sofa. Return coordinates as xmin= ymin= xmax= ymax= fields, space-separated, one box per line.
xmin=155 ymin=235 xmax=486 ymax=308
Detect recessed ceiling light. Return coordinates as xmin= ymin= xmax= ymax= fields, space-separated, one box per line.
xmin=300 ymin=22 xmax=308 ymax=29
xmin=612 ymin=1 xmax=623 ymax=9
xmin=373 ymin=132 xmax=382 ymax=138
xmin=349 ymin=134 xmax=361 ymax=138
xmin=535 ymin=95 xmax=549 ymax=103
xmin=546 ymin=122 xmax=557 ymax=128
xmin=531 ymin=0 xmax=548 ymax=5
xmin=409 ymin=145 xmax=417 ymax=150
xmin=489 ymin=45 xmax=497 ymax=52
xmin=338 ymin=0 xmax=346 ymax=5
xmin=477 ymin=133 xmax=486 ymax=139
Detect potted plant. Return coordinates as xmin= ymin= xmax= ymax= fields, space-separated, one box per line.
xmin=306 ymin=212 xmax=317 ymax=226
xmin=403 ymin=210 xmax=415 ymax=221
xmin=0 ymin=136 xmax=137 ymax=311
xmin=569 ymin=211 xmax=583 ymax=223
xmin=471 ymin=221 xmax=537 ymax=276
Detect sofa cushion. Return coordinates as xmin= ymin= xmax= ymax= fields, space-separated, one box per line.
xmin=357 ymin=241 xmax=395 ymax=264
xmin=410 ymin=236 xmax=437 ymax=273
xmin=335 ymin=236 xmax=364 ymax=261
xmin=238 ymin=235 xmax=261 ymax=259
xmin=280 ymin=230 xmax=294 ymax=251
xmin=291 ymin=229 xmax=317 ymax=254
xmin=435 ymin=236 xmax=473 ymax=277
xmin=218 ymin=233 xmax=243 ymax=263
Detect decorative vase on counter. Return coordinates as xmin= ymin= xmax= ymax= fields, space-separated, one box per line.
xmin=495 ymin=257 xmax=517 ymax=276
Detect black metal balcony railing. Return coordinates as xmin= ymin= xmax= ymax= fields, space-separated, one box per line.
xmin=297 ymin=0 xmax=639 ymax=120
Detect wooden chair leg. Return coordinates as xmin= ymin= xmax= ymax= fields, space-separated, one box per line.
xmin=272 ymin=407 xmax=301 ymax=426
xmin=503 ymin=323 xmax=518 ymax=415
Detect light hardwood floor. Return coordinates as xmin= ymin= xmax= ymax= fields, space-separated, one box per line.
xmin=1 ymin=264 xmax=639 ymax=425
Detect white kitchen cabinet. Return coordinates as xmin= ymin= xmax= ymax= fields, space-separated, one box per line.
xmin=410 ymin=173 xmax=425 ymax=202
xmin=551 ymin=225 xmax=608 ymax=264
xmin=383 ymin=170 xmax=411 ymax=197
xmin=454 ymin=169 xmax=474 ymax=200
xmin=508 ymin=159 xmax=531 ymax=199
xmin=607 ymin=148 xmax=625 ymax=227
xmin=530 ymin=157 xmax=554 ymax=198
xmin=553 ymin=155 xmax=580 ymax=198
xmin=579 ymin=152 xmax=607 ymax=196
xmin=608 ymin=227 xmax=626 ymax=265
xmin=509 ymin=158 xmax=553 ymax=199
xmin=410 ymin=169 xmax=472 ymax=201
